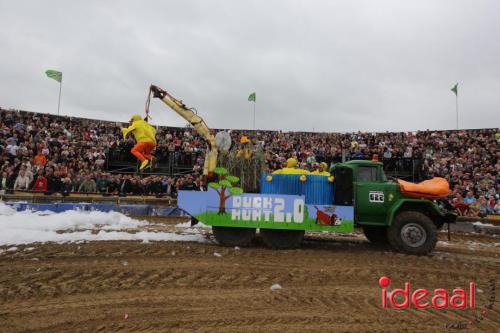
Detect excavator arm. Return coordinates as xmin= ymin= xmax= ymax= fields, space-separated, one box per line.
xmin=149 ymin=84 xmax=217 ymax=176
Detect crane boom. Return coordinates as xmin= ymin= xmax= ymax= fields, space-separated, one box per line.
xmin=150 ymin=84 xmax=217 ymax=176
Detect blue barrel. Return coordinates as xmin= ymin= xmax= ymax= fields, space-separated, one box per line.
xmin=302 ymin=175 xmax=333 ymax=205
xmin=261 ymin=173 xmax=333 ymax=205
xmin=261 ymin=174 xmax=302 ymax=195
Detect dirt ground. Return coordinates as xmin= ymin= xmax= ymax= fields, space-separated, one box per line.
xmin=0 ymin=230 xmax=499 ymax=333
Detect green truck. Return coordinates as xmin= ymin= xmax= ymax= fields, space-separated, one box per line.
xmin=150 ymin=84 xmax=455 ymax=255
xmin=329 ymin=160 xmax=456 ymax=254
xmin=179 ymin=160 xmax=456 ymax=255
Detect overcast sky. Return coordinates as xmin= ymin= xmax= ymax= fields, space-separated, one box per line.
xmin=1 ymin=0 xmax=499 ymax=132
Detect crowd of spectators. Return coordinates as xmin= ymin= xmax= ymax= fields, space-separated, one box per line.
xmin=1 ymin=107 xmax=498 ymax=216
xmin=0 ymin=108 xmax=206 ymax=197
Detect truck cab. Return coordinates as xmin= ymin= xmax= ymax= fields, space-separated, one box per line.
xmin=332 ymin=160 xmax=456 ymax=254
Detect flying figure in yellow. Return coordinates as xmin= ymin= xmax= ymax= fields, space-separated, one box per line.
xmin=121 ymin=114 xmax=157 ymax=171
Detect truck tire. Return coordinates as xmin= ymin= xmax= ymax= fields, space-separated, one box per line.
xmin=362 ymin=225 xmax=388 ymax=244
xmin=260 ymin=229 xmax=304 ymax=249
xmin=387 ymin=211 xmax=437 ymax=255
xmin=212 ymin=226 xmax=256 ymax=247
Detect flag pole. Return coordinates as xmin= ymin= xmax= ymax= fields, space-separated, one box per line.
xmin=253 ymin=100 xmax=256 ymax=130
xmin=57 ymin=78 xmax=62 ymax=116
xmin=455 ymin=94 xmax=458 ymax=130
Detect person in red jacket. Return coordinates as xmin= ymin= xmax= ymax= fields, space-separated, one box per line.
xmin=32 ymin=173 xmax=48 ymax=192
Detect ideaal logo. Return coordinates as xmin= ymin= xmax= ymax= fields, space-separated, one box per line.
xmin=379 ymin=276 xmax=496 ymax=329
xmin=379 ymin=276 xmax=475 ymax=309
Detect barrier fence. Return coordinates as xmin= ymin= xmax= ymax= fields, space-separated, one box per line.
xmin=106 ymin=149 xmax=202 ymax=175
xmin=1 ymin=193 xmax=498 ymax=224
xmin=106 ymin=148 xmax=424 ymax=180
xmin=4 ymin=201 xmax=185 ymax=217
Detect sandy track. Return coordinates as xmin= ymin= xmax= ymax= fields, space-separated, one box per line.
xmin=0 ymin=232 xmax=499 ymax=332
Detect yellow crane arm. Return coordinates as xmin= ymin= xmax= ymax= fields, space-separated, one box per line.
xmin=150 ymin=84 xmax=217 ymax=175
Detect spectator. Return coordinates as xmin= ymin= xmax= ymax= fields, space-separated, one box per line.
xmin=0 ymin=171 xmax=12 ymax=191
xmin=464 ymin=191 xmax=476 ymax=205
xmin=47 ymin=170 xmax=62 ymax=193
xmin=61 ymin=177 xmax=74 ymax=195
xmin=32 ymin=172 xmax=48 ymax=192
xmin=78 ymin=175 xmax=97 ymax=193
xmin=96 ymin=173 xmax=109 ymax=193
xmin=13 ymin=170 xmax=30 ymax=190
xmin=6 ymin=139 xmax=19 ymax=158
xmin=34 ymin=151 xmax=47 ymax=166
xmin=165 ymin=177 xmax=177 ymax=198
xmin=477 ymin=197 xmax=492 ymax=217
xmin=179 ymin=175 xmax=198 ymax=191
xmin=20 ymin=164 xmax=33 ymax=185
xmin=119 ymin=175 xmax=132 ymax=194
xmin=495 ymin=200 xmax=500 ymax=215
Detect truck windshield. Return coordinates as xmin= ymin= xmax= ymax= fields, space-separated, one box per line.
xmin=358 ymin=166 xmax=377 ymax=182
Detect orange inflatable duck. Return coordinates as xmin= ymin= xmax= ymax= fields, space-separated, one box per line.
xmin=397 ymin=177 xmax=450 ymax=199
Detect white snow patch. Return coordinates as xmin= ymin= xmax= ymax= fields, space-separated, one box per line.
xmin=176 ymin=221 xmax=211 ymax=229
xmin=213 ymin=252 xmax=222 ymax=257
xmin=472 ymin=221 xmax=495 ymax=227
xmin=0 ymin=201 xmax=209 ymax=246
xmin=270 ymin=284 xmax=282 ymax=291
xmin=0 ymin=202 xmax=17 ymax=215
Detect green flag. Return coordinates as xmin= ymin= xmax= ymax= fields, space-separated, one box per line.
xmin=451 ymin=83 xmax=458 ymax=96
xmin=45 ymin=69 xmax=62 ymax=83
xmin=248 ymin=92 xmax=256 ymax=102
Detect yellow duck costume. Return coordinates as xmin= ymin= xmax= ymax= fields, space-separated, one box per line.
xmin=121 ymin=114 xmax=157 ymax=170
xmin=236 ymin=136 xmax=252 ymax=160
xmin=272 ymin=158 xmax=309 ymax=175
xmin=312 ymin=162 xmax=331 ymax=176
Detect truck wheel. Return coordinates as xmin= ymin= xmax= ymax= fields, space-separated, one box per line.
xmin=362 ymin=225 xmax=388 ymax=244
xmin=387 ymin=211 xmax=437 ymax=255
xmin=260 ymin=229 xmax=304 ymax=249
xmin=212 ymin=226 xmax=256 ymax=247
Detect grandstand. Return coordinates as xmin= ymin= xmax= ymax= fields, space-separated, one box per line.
xmin=1 ymin=107 xmax=498 ymax=217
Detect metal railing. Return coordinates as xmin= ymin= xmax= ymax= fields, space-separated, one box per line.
xmin=106 ymin=149 xmax=203 ymax=176
xmin=316 ymin=156 xmax=423 ymax=182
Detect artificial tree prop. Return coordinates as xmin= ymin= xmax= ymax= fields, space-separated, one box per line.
xmin=208 ymin=167 xmax=244 ymax=214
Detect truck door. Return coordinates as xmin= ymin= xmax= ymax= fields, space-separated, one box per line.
xmin=355 ymin=166 xmax=391 ymax=225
